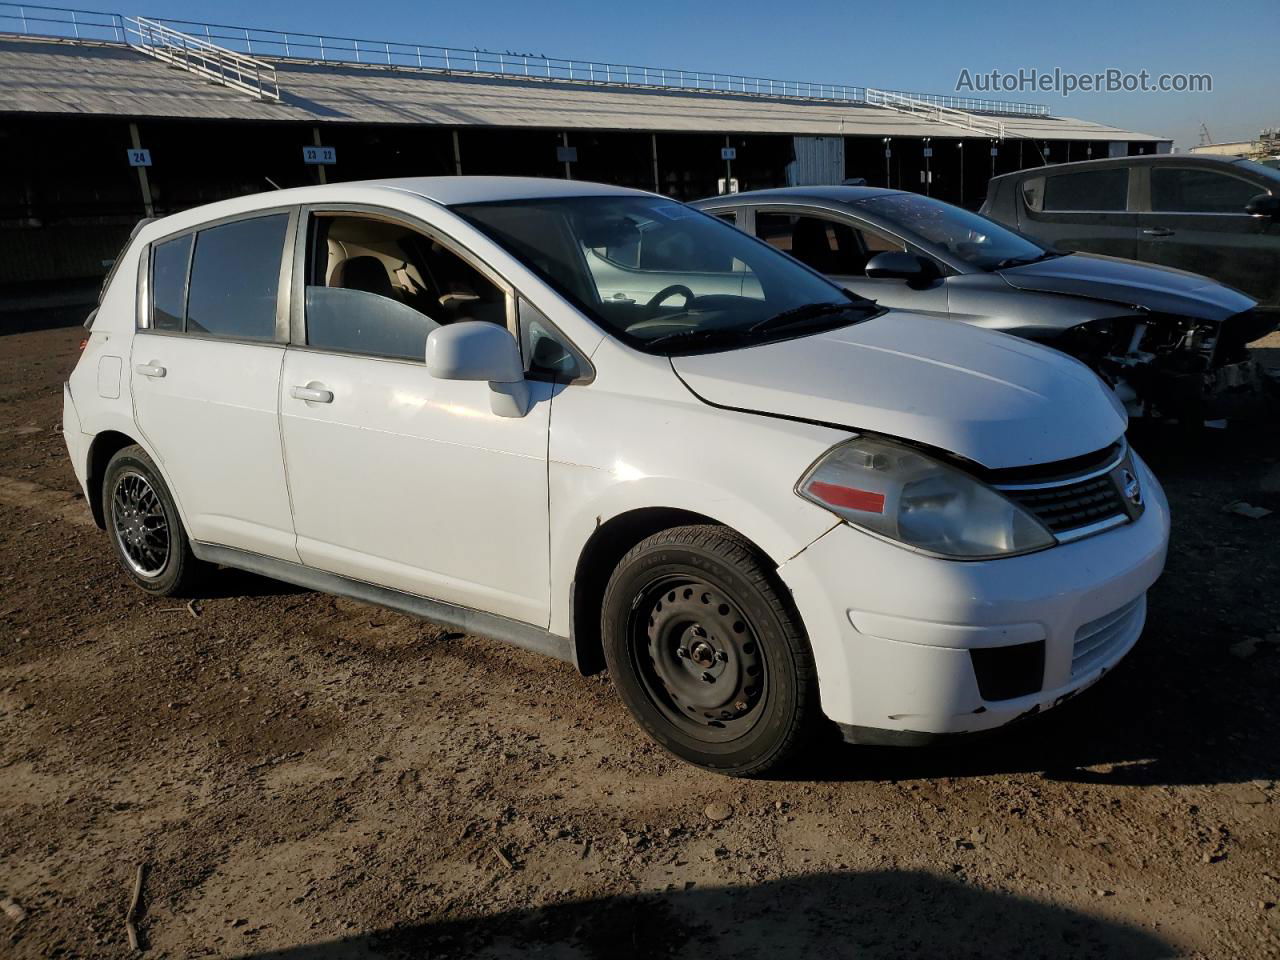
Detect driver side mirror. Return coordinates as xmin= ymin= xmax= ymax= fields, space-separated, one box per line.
xmin=1245 ymin=193 xmax=1280 ymax=219
xmin=426 ymin=321 xmax=530 ymax=418
xmin=865 ymin=251 xmax=936 ymax=286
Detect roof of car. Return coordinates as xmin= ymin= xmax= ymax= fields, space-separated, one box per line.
xmin=988 ymin=153 xmax=1268 ymax=182
xmin=693 ymin=185 xmax=906 ymax=206
xmin=375 ymin=176 xmax=656 ymax=205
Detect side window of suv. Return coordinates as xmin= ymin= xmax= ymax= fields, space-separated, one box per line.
xmin=186 ymin=214 xmax=289 ymax=340
xmin=303 ymin=213 xmax=509 ymax=362
xmin=1151 ymin=168 xmax=1262 ymax=214
xmin=1042 ymin=169 xmax=1129 ymax=212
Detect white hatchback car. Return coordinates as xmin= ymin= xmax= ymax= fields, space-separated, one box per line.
xmin=64 ymin=177 xmax=1169 ymax=775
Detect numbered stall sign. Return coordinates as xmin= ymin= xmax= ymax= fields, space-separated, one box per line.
xmin=303 ymin=146 xmax=337 ymax=165
xmin=126 ymin=149 xmax=152 ymax=167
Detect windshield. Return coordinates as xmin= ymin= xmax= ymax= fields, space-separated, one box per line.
xmin=1231 ymin=158 xmax=1280 ymax=183
xmin=453 ymin=196 xmax=878 ymax=354
xmin=858 ymin=193 xmax=1054 ymax=271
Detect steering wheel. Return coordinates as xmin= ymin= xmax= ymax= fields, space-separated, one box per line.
xmin=645 ymin=284 xmax=695 ymax=318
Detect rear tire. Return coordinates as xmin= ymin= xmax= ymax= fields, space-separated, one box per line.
xmin=103 ymin=444 xmax=205 ymax=597
xmin=601 ymin=524 xmax=819 ymax=776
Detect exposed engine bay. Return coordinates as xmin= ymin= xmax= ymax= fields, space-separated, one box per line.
xmin=1050 ymin=309 xmax=1278 ymax=424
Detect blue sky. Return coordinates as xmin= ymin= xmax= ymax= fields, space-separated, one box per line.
xmin=134 ymin=0 xmax=1276 ymax=149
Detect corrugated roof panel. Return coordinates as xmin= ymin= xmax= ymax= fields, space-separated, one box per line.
xmin=0 ymin=37 xmax=1167 ymax=142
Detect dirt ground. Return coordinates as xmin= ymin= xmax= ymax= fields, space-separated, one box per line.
xmin=2 ymin=307 xmax=1279 ymax=960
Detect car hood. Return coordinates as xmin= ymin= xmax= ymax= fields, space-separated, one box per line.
xmin=671 ymin=312 xmax=1126 ymax=470
xmin=998 ymin=253 xmax=1256 ymax=321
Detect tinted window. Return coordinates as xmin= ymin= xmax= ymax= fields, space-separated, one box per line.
xmin=304 ymin=214 xmax=506 ymax=361
xmin=186 ymin=214 xmax=288 ymax=340
xmin=150 ymin=234 xmax=191 ymax=332
xmin=1042 ymin=169 xmax=1129 ymax=211
xmin=755 ymin=212 xmax=899 ymax=275
xmin=713 ymin=211 xmax=737 ymax=225
xmin=1151 ymin=168 xmax=1263 ymax=213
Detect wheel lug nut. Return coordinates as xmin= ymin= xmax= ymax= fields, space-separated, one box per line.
xmin=701 ymin=672 xmax=715 ymax=683
xmin=735 ymin=700 xmax=748 ymax=711
xmin=676 ymin=647 xmax=689 ymax=659
xmin=715 ymin=650 xmax=727 ymax=662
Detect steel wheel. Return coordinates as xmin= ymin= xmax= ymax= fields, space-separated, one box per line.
xmin=629 ymin=574 xmax=768 ymax=743
xmin=110 ymin=469 xmax=170 ymax=578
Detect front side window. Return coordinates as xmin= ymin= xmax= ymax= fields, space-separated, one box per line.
xmin=1042 ymin=169 xmax=1129 ymax=212
xmin=454 ymin=196 xmax=877 ymax=355
xmin=150 ymin=233 xmax=191 ymax=332
xmin=1151 ymin=168 xmax=1264 ymax=214
xmin=303 ymin=214 xmax=508 ymax=362
xmin=857 ymin=193 xmax=1052 ymax=271
xmin=755 ymin=212 xmax=905 ymax=276
xmin=186 ymin=214 xmax=289 ymax=340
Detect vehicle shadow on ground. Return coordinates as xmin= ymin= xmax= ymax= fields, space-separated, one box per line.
xmin=237 ymin=870 xmax=1174 ymax=960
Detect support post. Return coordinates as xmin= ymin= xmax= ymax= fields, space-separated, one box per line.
xmin=128 ymin=122 xmax=154 ymax=218
xmin=452 ymin=129 xmax=463 ymax=175
xmin=312 ymin=126 xmax=327 ymax=185
xmin=561 ymin=131 xmax=572 ymax=180
xmin=651 ymin=133 xmax=660 ymax=193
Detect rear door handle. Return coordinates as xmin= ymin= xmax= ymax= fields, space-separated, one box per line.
xmin=291 ymin=384 xmax=334 ymax=404
xmin=134 ymin=362 xmax=166 ymax=378
xmin=1142 ymin=227 xmax=1175 ymax=237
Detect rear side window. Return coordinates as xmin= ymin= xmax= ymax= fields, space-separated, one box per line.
xmin=1151 ymin=168 xmax=1263 ymax=214
xmin=150 ymin=234 xmax=192 ymax=332
xmin=185 ymin=214 xmax=289 ymax=340
xmin=1042 ymin=169 xmax=1129 ymax=212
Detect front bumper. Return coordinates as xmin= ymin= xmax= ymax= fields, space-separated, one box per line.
xmin=777 ymin=451 xmax=1170 ymax=739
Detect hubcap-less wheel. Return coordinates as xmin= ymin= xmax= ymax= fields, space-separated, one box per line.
xmin=631 ymin=575 xmax=767 ymax=743
xmin=111 ymin=470 xmax=170 ymax=578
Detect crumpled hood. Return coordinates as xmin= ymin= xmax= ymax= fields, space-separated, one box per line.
xmin=672 ymin=312 xmax=1127 ymax=470
xmin=998 ymin=252 xmax=1256 ymax=321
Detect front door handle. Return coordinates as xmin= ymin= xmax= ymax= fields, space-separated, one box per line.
xmin=291 ymin=384 xmax=334 ymax=404
xmin=134 ymin=362 xmax=166 ymax=378
xmin=1142 ymin=227 xmax=1175 ymax=238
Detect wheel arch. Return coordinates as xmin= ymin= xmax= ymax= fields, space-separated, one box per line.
xmin=569 ymin=506 xmax=780 ymax=675
xmin=85 ymin=429 xmax=142 ymax=529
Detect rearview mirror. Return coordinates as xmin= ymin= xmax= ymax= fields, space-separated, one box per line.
xmin=1245 ymin=193 xmax=1280 ymax=219
xmin=426 ymin=321 xmax=530 ymax=418
xmin=865 ymin=251 xmax=930 ymax=282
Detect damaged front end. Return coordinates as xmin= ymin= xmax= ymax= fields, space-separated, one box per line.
xmin=1052 ymin=309 xmax=1278 ymax=424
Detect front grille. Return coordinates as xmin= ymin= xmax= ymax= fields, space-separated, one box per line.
xmin=1072 ymin=595 xmax=1145 ymax=676
xmin=1004 ymin=474 xmax=1128 ymax=534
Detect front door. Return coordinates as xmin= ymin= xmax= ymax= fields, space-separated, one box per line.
xmin=278 ymin=209 xmax=552 ymax=627
xmin=1138 ymin=165 xmax=1280 ymax=307
xmin=130 ymin=210 xmax=299 ymax=562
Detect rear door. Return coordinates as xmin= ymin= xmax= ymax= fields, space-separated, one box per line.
xmin=1138 ymin=164 xmax=1280 ymax=305
xmin=1015 ymin=165 xmax=1138 ymax=259
xmin=130 ymin=209 xmax=299 ymax=561
xmin=751 ymin=207 xmax=948 ymax=315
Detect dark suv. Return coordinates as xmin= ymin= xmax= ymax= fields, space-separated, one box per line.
xmin=981 ymin=155 xmax=1280 ymax=314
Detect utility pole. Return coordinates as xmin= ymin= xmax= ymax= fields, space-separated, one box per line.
xmin=923 ymin=137 xmax=932 ymax=196
xmin=883 ymin=137 xmax=891 ymax=188
xmin=957 ymin=140 xmax=964 ymax=207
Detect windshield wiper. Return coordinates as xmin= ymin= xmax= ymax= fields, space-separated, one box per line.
xmin=993 ymin=251 xmax=1062 ymax=270
xmin=642 ymin=327 xmax=747 ymax=353
xmin=747 ymin=300 xmax=864 ymax=335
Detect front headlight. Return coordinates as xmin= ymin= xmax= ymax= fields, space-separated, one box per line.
xmin=797 ymin=436 xmax=1057 ymax=559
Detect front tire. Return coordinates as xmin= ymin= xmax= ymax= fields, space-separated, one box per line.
xmin=601 ymin=524 xmax=819 ymax=776
xmin=103 ymin=444 xmax=204 ymax=596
